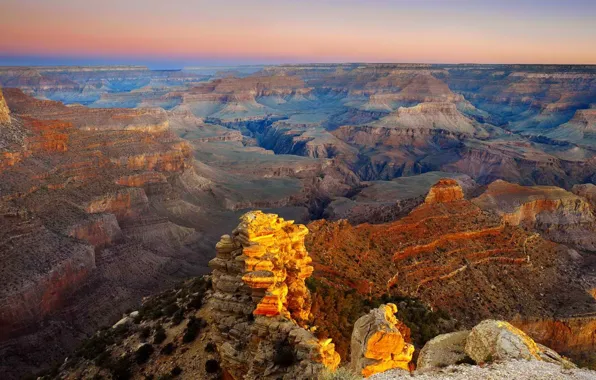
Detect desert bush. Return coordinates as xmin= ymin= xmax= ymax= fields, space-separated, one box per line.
xmin=135 ymin=344 xmax=154 ymax=364
xmin=161 ymin=342 xmax=176 ymax=355
xmin=153 ymin=325 xmax=167 ymax=344
xmin=182 ymin=316 xmax=205 ymax=343
xmin=170 ymin=366 xmax=183 ymax=376
xmin=205 ymin=359 xmax=220 ymax=374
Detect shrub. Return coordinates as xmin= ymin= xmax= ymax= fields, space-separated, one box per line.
xmin=205 ymin=359 xmax=220 ymax=374
xmin=205 ymin=342 xmax=217 ymax=353
xmin=153 ymin=326 xmax=167 ymax=344
xmin=139 ymin=326 xmax=152 ymax=340
xmin=171 ymin=309 xmax=184 ymax=326
xmin=182 ymin=317 xmax=204 ymax=343
xmin=273 ymin=342 xmax=295 ymax=367
xmin=135 ymin=344 xmax=154 ymax=364
xmin=77 ymin=331 xmax=115 ymax=360
xmin=170 ymin=366 xmax=183 ymax=376
xmin=161 ymin=343 xmax=176 ymax=355
xmin=108 ymin=355 xmax=132 ymax=380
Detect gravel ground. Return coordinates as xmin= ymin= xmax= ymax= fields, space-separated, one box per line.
xmin=369 ymin=360 xmax=596 ymax=380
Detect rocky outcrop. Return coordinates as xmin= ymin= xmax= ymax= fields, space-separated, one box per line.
xmin=0 ymin=88 xmax=10 ymax=124
xmin=208 ymin=211 xmax=340 ymax=379
xmin=465 ymin=320 xmax=572 ymax=366
xmin=423 ymin=178 xmax=465 ymax=204
xmin=416 ymin=320 xmax=573 ymax=373
xmin=351 ymin=303 xmax=414 ymax=377
xmin=417 ymin=331 xmax=470 ymax=370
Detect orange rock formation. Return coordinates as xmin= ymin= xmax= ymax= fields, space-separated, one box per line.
xmin=351 ymin=304 xmax=414 ymax=377
xmin=424 ymin=178 xmax=464 ymax=204
xmin=208 ymin=211 xmax=340 ymax=379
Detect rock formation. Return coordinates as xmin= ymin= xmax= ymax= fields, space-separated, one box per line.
xmin=416 ymin=331 xmax=470 ymax=370
xmin=208 ymin=211 xmax=340 ymax=379
xmin=473 ymin=180 xmax=596 ymax=251
xmin=351 ymin=303 xmax=414 ymax=377
xmin=416 ymin=320 xmax=573 ymax=372
xmin=465 ymin=320 xmax=573 ymax=366
xmin=423 ymin=178 xmax=465 ymax=204
xmin=0 ymin=88 xmax=10 ymax=124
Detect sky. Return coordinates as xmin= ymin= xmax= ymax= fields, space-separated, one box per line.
xmin=1 ymin=0 xmax=595 ymax=68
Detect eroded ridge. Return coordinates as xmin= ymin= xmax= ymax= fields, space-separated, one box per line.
xmin=307 ymin=179 xmax=595 ymax=325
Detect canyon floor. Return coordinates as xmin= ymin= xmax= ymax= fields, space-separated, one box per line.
xmin=0 ymin=64 xmax=595 ymax=378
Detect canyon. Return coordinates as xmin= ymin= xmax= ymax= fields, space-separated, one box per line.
xmin=0 ymin=63 xmax=596 ymax=378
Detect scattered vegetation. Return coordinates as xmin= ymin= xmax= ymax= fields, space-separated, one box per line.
xmin=308 ymin=277 xmax=457 ymax=361
xmin=182 ymin=316 xmax=205 ymax=343
xmin=205 ymin=359 xmax=220 ymax=374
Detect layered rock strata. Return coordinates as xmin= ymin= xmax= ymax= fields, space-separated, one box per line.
xmin=307 ymin=179 xmax=596 ymax=326
xmin=473 ymin=180 xmax=596 ymax=251
xmin=351 ymin=303 xmax=414 ymax=377
xmin=208 ymin=211 xmax=340 ymax=379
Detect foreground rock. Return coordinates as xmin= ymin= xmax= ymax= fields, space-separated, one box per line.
xmin=351 ymin=304 xmax=414 ymax=377
xmin=208 ymin=211 xmax=340 ymax=379
xmin=417 ymin=331 xmax=470 ymax=370
xmin=465 ymin=320 xmax=569 ymax=365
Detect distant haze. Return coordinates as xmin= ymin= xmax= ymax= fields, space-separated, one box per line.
xmin=1 ymin=0 xmax=595 ymax=68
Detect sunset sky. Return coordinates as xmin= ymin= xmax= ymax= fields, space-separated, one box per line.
xmin=1 ymin=0 xmax=595 ymax=68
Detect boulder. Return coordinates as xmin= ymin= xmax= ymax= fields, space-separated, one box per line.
xmin=465 ymin=320 xmax=543 ymax=363
xmin=351 ymin=303 xmax=414 ymax=377
xmin=417 ymin=331 xmax=471 ymax=370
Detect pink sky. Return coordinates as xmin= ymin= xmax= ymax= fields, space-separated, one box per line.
xmin=1 ymin=0 xmax=595 ymax=65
